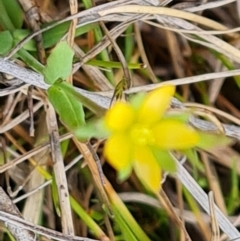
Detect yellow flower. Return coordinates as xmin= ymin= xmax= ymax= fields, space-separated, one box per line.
xmin=103 ymin=85 xmax=199 ymax=192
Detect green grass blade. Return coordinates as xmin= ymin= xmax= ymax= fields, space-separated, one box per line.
xmin=82 ymin=0 xmax=115 ymax=84
xmin=124 ymin=25 xmax=134 ymax=62
xmin=17 ymin=48 xmax=44 ymax=73
xmin=0 ymin=31 xmax=13 ymax=55
xmin=86 ymin=59 xmax=143 ymax=69
xmin=0 ymin=0 xmax=15 ymax=30
xmin=2 ymin=0 xmax=23 ymax=28
xmin=12 ymin=22 xmax=99 ymax=52
xmin=227 ymin=159 xmax=239 ymax=214
xmin=212 ymin=51 xmax=240 ymax=88
xmin=70 ymin=196 xmax=107 ymax=239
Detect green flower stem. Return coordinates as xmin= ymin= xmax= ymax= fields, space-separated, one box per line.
xmin=105 ymin=181 xmax=152 ymax=241
xmin=70 ymin=196 xmax=108 ymax=239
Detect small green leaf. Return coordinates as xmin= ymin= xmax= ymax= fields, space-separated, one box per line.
xmin=129 ymin=92 xmax=146 ymax=110
xmin=162 ymin=112 xmax=191 ymax=123
xmin=90 ymin=210 xmax=104 ymax=222
xmin=117 ymin=164 xmax=132 ymax=182
xmin=53 ymin=81 xmax=106 ymax=116
xmin=12 ymin=29 xmax=36 ymax=51
xmin=47 ymin=83 xmax=85 ymax=130
xmin=0 ymin=0 xmax=15 ymax=30
xmin=0 ymin=31 xmax=13 ymax=55
xmin=182 ymin=148 xmax=204 ymax=173
xmin=2 ymin=0 xmax=23 ymax=28
xmin=43 ymin=41 xmax=74 ymax=84
xmin=182 ymin=148 xmax=198 ymax=166
xmin=12 ymin=23 xmax=98 ymax=51
xmin=86 ymin=59 xmax=143 ymax=69
xmin=197 ymin=132 xmax=233 ymax=150
xmin=74 ymin=119 xmax=109 ymax=142
xmin=43 ymin=22 xmax=98 ymax=49
xmin=151 ymin=148 xmax=176 ymax=172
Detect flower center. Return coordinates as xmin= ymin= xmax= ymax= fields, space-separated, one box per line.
xmin=130 ymin=124 xmax=155 ymax=146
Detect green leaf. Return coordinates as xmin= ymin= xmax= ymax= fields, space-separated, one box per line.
xmin=18 ymin=48 xmax=44 ymax=73
xmin=43 ymin=22 xmax=98 ymax=49
xmin=129 ymin=92 xmax=146 ymax=110
xmin=12 ymin=23 xmax=98 ymax=51
xmin=86 ymin=59 xmax=143 ymax=69
xmin=0 ymin=0 xmax=15 ymax=30
xmin=0 ymin=31 xmax=13 ymax=55
xmin=12 ymin=29 xmax=36 ymax=51
xmin=151 ymin=148 xmax=176 ymax=172
xmin=111 ymin=205 xmax=139 ymax=241
xmin=54 ymin=81 xmax=106 ymax=116
xmin=117 ymin=164 xmax=132 ymax=182
xmin=74 ymin=119 xmax=109 ymax=142
xmin=182 ymin=148 xmax=198 ymax=166
xmin=181 ymin=148 xmax=204 ymax=173
xmin=2 ymin=0 xmax=23 ymax=28
xmin=162 ymin=112 xmax=191 ymax=123
xmin=43 ymin=41 xmax=74 ymax=84
xmin=70 ymin=196 xmax=107 ymax=239
xmin=197 ymin=132 xmax=232 ymax=150
xmin=108 ymin=195 xmax=151 ymax=241
xmin=47 ymin=83 xmax=85 ymax=130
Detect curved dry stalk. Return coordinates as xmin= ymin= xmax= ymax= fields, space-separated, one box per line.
xmin=143 ymin=20 xmax=240 ymax=37
xmin=184 ymin=103 xmax=240 ymax=126
xmin=98 ymin=5 xmax=230 ymax=32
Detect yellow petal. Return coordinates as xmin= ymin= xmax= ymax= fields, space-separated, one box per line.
xmin=104 ymin=133 xmax=133 ymax=170
xmin=104 ymin=102 xmax=135 ymax=132
xmin=138 ymin=85 xmax=175 ymax=125
xmin=152 ymin=120 xmax=199 ymax=149
xmin=133 ymin=146 xmax=162 ymax=192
